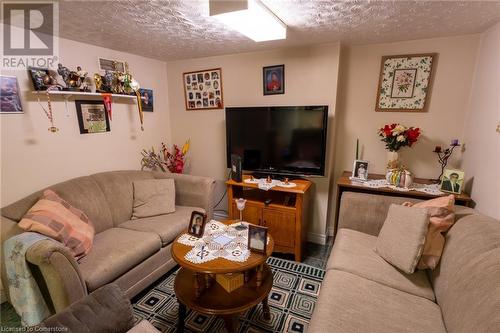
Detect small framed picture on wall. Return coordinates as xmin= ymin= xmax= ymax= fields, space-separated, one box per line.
xmin=75 ymin=100 xmax=111 ymax=134
xmin=183 ymin=68 xmax=223 ymax=111
xmin=263 ymin=64 xmax=284 ymax=95
xmin=0 ymin=76 xmax=23 ymax=113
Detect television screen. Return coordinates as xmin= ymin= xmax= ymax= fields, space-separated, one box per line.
xmin=225 ymin=106 xmax=328 ymax=176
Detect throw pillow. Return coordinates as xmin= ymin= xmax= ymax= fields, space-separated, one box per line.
xmin=132 ymin=179 xmax=176 ymax=219
xmin=402 ymin=195 xmax=455 ymax=269
xmin=375 ymin=204 xmax=430 ymax=274
xmin=18 ymin=189 xmax=95 ymax=258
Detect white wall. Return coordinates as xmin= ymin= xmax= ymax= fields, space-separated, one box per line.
xmin=462 ymin=22 xmax=500 ymax=220
xmin=0 ymin=37 xmax=171 ymax=206
xmin=166 ymin=44 xmax=341 ymax=243
xmin=330 ymin=34 xmax=480 ymax=232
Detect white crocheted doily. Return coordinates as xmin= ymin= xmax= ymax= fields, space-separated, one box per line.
xmin=177 ymin=220 xmax=262 ymax=264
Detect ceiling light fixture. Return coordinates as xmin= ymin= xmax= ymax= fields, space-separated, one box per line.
xmin=209 ymin=0 xmax=286 ymax=42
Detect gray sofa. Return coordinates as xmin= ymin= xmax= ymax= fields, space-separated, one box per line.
xmin=309 ymin=192 xmax=500 ymax=333
xmin=1 ymin=170 xmax=215 ymax=315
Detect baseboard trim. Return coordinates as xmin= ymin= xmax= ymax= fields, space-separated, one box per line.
xmin=307 ymin=232 xmax=326 ymax=245
xmin=327 ymin=227 xmax=335 ymax=237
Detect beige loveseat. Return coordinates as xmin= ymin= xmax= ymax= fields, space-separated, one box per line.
xmin=1 ymin=170 xmax=215 ymax=314
xmin=310 ymin=192 xmax=499 ymax=333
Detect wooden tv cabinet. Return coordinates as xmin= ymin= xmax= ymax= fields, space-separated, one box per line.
xmin=226 ymin=175 xmax=312 ymax=262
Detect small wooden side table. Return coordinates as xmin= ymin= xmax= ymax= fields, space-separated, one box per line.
xmin=171 ymin=220 xmax=275 ymax=333
xmin=334 ymin=171 xmax=473 ymax=236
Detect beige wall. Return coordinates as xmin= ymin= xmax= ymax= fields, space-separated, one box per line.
xmin=167 ymin=44 xmax=341 ymax=242
xmin=330 ymin=34 xmax=480 ymax=232
xmin=462 ymin=23 xmax=500 ymax=220
xmin=0 ymin=37 xmax=171 ymax=206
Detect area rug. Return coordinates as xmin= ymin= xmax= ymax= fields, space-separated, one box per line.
xmin=132 ymin=256 xmax=325 ymax=333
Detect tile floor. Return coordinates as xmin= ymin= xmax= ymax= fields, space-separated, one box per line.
xmin=0 ymin=238 xmax=334 ymax=328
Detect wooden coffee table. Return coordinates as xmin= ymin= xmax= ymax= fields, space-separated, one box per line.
xmin=171 ymin=220 xmax=275 ymax=333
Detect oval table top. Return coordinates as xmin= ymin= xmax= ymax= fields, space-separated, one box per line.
xmin=171 ymin=220 xmax=274 ymax=274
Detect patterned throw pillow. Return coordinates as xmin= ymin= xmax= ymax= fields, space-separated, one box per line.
xmin=18 ymin=189 xmax=95 ymax=258
xmin=402 ymin=195 xmax=455 ymax=269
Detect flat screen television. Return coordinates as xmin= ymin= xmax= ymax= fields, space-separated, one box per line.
xmin=225 ymin=105 xmax=328 ymax=177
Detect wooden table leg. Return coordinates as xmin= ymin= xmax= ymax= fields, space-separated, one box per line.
xmin=204 ymin=273 xmax=212 ymax=289
xmin=244 ymin=270 xmax=249 ymax=283
xmin=262 ymin=296 xmax=271 ymax=320
xmin=177 ymin=301 xmax=186 ymax=333
xmin=194 ymin=272 xmax=201 ymax=298
xmin=256 ymin=265 xmax=263 ymax=287
xmin=222 ymin=315 xmax=238 ymax=333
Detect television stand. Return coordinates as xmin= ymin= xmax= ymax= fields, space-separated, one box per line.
xmin=226 ymin=175 xmax=312 ymax=262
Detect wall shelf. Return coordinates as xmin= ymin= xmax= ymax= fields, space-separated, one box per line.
xmin=31 ymin=90 xmax=137 ymax=99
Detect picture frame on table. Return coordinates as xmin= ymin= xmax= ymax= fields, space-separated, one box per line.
xmin=28 ymin=66 xmax=50 ymax=91
xmin=0 ymin=76 xmax=23 ymax=113
xmin=440 ymin=169 xmax=465 ymax=195
xmin=248 ymin=224 xmax=267 ymax=254
xmin=139 ymin=88 xmax=153 ymax=112
xmin=75 ymin=100 xmax=111 ymax=134
xmin=375 ymin=53 xmax=436 ymax=112
xmin=183 ymin=68 xmax=223 ymax=111
xmin=351 ymin=160 xmax=369 ymax=181
xmin=263 ymin=64 xmax=284 ymax=95
xmin=188 ymin=211 xmax=207 ymax=238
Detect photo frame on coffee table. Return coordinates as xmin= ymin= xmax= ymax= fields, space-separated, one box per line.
xmin=188 ymin=211 xmax=207 ymax=238
xmin=183 ymin=68 xmax=223 ymax=110
xmin=248 ymin=224 xmax=267 ymax=254
xmin=375 ymin=53 xmax=436 ymax=112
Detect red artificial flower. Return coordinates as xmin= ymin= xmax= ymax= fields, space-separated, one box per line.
xmin=406 ymin=127 xmax=421 ymax=146
xmin=383 ymin=125 xmax=392 ymax=137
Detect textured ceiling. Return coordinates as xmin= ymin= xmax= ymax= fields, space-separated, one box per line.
xmin=59 ymin=0 xmax=500 ymax=61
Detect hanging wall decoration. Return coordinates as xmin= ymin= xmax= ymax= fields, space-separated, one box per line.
xmin=75 ymin=100 xmax=110 ymax=134
xmin=139 ymin=88 xmax=153 ymax=112
xmin=263 ymin=64 xmax=285 ymax=95
xmin=0 ymin=76 xmax=23 ymax=113
xmin=183 ymin=68 xmax=223 ymax=110
xmin=375 ymin=53 xmax=436 ymax=112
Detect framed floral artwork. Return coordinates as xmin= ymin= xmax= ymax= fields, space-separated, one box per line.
xmin=183 ymin=68 xmax=223 ymax=110
xmin=375 ymin=53 xmax=436 ymax=112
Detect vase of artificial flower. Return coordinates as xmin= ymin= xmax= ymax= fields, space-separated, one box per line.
xmin=378 ymin=123 xmax=421 ymax=169
xmin=141 ymin=140 xmax=190 ymax=173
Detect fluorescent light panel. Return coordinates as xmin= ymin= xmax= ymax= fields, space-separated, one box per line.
xmin=210 ymin=0 xmax=286 ymax=42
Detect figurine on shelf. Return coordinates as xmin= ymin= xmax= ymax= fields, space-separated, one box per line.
xmin=57 ymin=63 xmax=71 ymax=89
xmin=94 ymin=73 xmax=105 ymax=92
xmin=433 ymin=139 xmax=461 ymax=183
xmin=104 ymin=70 xmax=114 ymax=92
xmin=76 ymin=66 xmax=89 ymax=91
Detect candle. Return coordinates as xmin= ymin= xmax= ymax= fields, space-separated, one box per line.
xmin=451 ymin=139 xmax=459 ymax=146
xmin=356 ymin=138 xmax=359 ymax=160
xmin=434 ymin=146 xmax=442 ymax=153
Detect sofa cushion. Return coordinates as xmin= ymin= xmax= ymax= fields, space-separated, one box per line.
xmin=308 ymin=270 xmax=446 ymax=333
xmin=132 ymin=179 xmax=176 ymax=219
xmin=430 ymin=214 xmax=500 ymax=333
xmin=402 ymin=195 xmax=455 ymax=270
xmin=375 ymin=204 xmax=429 ymax=274
xmin=78 ymin=228 xmax=161 ymax=291
xmin=327 ymin=229 xmax=435 ymax=301
xmin=1 ymin=176 xmax=113 ymax=233
xmin=119 ymin=206 xmax=205 ymax=246
xmin=91 ymin=171 xmax=155 ymax=226
xmin=19 ymin=189 xmax=95 ymax=258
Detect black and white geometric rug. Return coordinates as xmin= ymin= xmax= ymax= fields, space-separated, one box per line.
xmin=132 ymin=257 xmax=325 ymax=332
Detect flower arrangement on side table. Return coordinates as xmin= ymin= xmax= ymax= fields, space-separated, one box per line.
xmin=141 ymin=140 xmax=190 ymax=173
xmin=378 ymin=123 xmax=421 ymax=188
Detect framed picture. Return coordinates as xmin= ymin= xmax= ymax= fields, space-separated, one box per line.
xmin=183 ymin=68 xmax=223 ymax=110
xmin=0 ymin=76 xmax=23 ymax=113
xmin=188 ymin=211 xmax=207 ymax=238
xmin=375 ymin=53 xmax=436 ymax=112
xmin=28 ymin=66 xmax=50 ymax=91
xmin=139 ymin=88 xmax=153 ymax=112
xmin=75 ymin=100 xmax=110 ymax=134
xmin=247 ymin=224 xmax=267 ymax=254
xmin=351 ymin=160 xmax=369 ymax=181
xmin=440 ymin=169 xmax=465 ymax=195
xmin=263 ymin=64 xmax=284 ymax=95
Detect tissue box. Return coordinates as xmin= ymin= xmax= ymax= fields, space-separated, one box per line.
xmin=216 ymin=273 xmax=244 ymax=293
